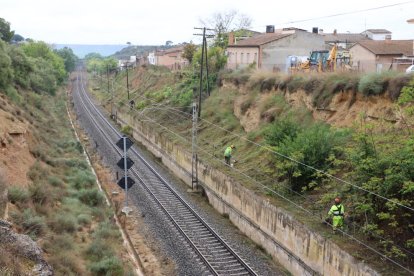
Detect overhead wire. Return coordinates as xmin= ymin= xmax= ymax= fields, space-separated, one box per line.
xmin=122 ymin=105 xmax=413 ymax=274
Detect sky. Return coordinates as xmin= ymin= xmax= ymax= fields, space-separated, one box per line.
xmin=1 ymin=0 xmax=414 ymax=45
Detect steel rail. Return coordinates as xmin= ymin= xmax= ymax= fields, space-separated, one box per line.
xmin=73 ymin=70 xmax=257 ymax=276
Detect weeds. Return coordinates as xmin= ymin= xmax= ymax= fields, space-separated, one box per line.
xmin=7 ymin=186 xmax=29 ymax=203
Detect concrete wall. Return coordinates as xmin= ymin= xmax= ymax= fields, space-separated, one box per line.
xmin=227 ymin=47 xmax=259 ymax=70
xmin=349 ymin=45 xmax=376 ymax=72
xmin=115 ymin=112 xmax=380 ymax=276
xmin=261 ymin=32 xmax=325 ymax=71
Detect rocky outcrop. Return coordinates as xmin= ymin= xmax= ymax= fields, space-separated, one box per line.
xmin=0 ymin=219 xmax=53 ymax=276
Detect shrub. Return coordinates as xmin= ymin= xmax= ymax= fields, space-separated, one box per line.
xmin=264 ymin=118 xmax=300 ymax=147
xmin=272 ymin=123 xmax=349 ymax=191
xmin=94 ymin=221 xmax=120 ymax=240
xmin=86 ymin=239 xmax=114 ymax=261
xmin=358 ymin=72 xmax=396 ymax=96
xmin=49 ymin=212 xmax=77 ymax=233
xmin=29 ymin=182 xmax=50 ymax=205
xmin=89 ymin=256 xmax=124 ymax=276
xmin=7 ymin=186 xmax=29 ymax=203
xmin=27 ymin=162 xmax=49 ymax=182
xmin=69 ymin=169 xmax=96 ymax=190
xmin=78 ymin=189 xmax=104 ymax=207
xmin=48 ymin=252 xmax=85 ymax=275
xmin=121 ymin=125 xmax=133 ymax=136
xmin=48 ymin=175 xmax=63 ymax=187
xmin=388 ymin=75 xmax=412 ymax=101
xmin=20 ymin=209 xmax=47 ymax=237
xmin=77 ymin=213 xmax=92 ymax=226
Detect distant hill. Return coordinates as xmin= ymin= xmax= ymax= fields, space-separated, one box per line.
xmin=54 ymin=44 xmax=127 ymax=58
xmin=110 ymin=45 xmax=170 ymax=59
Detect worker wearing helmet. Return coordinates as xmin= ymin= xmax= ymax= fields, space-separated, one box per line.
xmin=327 ymin=197 xmax=345 ymax=233
xmin=224 ymin=145 xmax=235 ymax=165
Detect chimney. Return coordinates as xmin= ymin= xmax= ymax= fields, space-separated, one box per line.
xmin=333 ymin=29 xmax=337 ymax=35
xmin=228 ymin=32 xmax=235 ymax=45
xmin=312 ymin=27 xmax=318 ymax=34
xmin=266 ymin=25 xmax=275 ymax=33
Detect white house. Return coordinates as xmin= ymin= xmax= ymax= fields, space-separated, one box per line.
xmin=361 ymin=29 xmax=392 ymax=40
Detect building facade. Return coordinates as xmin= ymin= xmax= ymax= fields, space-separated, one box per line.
xmin=349 ymin=40 xmax=414 ymax=72
xmin=226 ymin=29 xmax=325 ymax=72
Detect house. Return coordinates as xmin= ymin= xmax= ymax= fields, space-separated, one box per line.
xmin=226 ymin=27 xmax=325 ymax=71
xmin=152 ymin=45 xmax=189 ymax=70
xmin=361 ymin=29 xmax=392 ymax=40
xmin=349 ymin=40 xmax=414 ymax=72
xmin=321 ymin=29 xmax=371 ymax=49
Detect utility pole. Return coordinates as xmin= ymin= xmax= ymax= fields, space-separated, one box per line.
xmin=193 ymin=27 xmax=214 ymax=118
xmin=106 ymin=64 xmax=110 ymax=94
xmin=191 ymin=27 xmax=214 ymax=189
xmin=123 ymin=62 xmax=131 ymax=100
xmin=191 ymin=102 xmax=198 ymax=190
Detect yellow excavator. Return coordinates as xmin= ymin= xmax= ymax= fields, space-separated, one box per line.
xmin=296 ymin=44 xmax=352 ymax=73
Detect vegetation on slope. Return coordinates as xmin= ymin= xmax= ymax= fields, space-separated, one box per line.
xmin=88 ymin=50 xmax=414 ymax=272
xmin=0 ymin=18 xmax=133 ymax=275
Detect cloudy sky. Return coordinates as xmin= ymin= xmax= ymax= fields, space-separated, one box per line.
xmin=2 ymin=0 xmax=414 ymax=45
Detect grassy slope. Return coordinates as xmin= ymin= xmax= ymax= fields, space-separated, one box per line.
xmin=1 ymin=86 xmax=133 ymax=275
xmin=92 ymin=65 xmax=414 ymax=274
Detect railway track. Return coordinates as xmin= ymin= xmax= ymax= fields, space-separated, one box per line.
xmin=72 ymin=70 xmax=257 ymax=276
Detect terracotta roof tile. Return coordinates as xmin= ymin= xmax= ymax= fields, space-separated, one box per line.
xmin=228 ymin=33 xmax=291 ymax=47
xmin=354 ymin=40 xmax=413 ymax=56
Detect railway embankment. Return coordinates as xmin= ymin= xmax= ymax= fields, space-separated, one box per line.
xmin=115 ymin=111 xmax=381 ymax=276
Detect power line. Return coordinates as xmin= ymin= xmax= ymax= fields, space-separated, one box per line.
xmin=284 ymin=1 xmax=414 ymax=24
xmin=126 ymin=108 xmax=413 ymax=274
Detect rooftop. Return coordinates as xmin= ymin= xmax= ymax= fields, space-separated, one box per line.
xmin=227 ymin=33 xmax=291 ymax=47
xmin=323 ymin=33 xmax=370 ymax=43
xmin=364 ymin=29 xmax=392 ymax=34
xmin=353 ymin=40 xmax=413 ymax=56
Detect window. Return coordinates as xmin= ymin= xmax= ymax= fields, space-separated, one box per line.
xmin=241 ymin=53 xmax=244 ymax=64
xmin=254 ymin=53 xmax=258 ymax=64
xmin=246 ymin=53 xmax=250 ymax=63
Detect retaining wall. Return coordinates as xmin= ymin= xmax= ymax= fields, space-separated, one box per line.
xmin=116 ymin=111 xmax=380 ymax=276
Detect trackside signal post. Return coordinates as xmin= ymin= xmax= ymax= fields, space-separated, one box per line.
xmin=116 ymin=136 xmax=135 ymax=214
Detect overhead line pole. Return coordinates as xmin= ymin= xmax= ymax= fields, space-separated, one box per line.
xmin=191 ymin=27 xmax=214 ymax=190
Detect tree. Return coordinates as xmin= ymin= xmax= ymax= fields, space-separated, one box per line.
xmin=182 ymin=43 xmax=197 ymax=63
xmin=55 ymin=47 xmax=78 ymax=72
xmin=11 ymin=34 xmax=24 ymax=43
xmin=0 ymin=40 xmax=12 ymax=88
xmin=199 ymin=10 xmax=252 ymax=48
xmin=0 ymin=18 xmax=14 ymax=43
xmin=165 ymin=40 xmax=173 ymax=47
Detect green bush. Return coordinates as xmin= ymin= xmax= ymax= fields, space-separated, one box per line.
xmin=7 ymin=186 xmax=29 ymax=203
xmin=86 ymin=239 xmax=114 ymax=261
xmin=5 ymin=86 xmax=22 ymax=104
xmin=77 ymin=213 xmax=92 ymax=226
xmin=358 ymin=72 xmax=394 ymax=96
xmin=264 ymin=118 xmax=300 ymax=147
xmin=78 ymin=189 xmax=104 ymax=207
xmin=68 ymin=169 xmax=95 ymax=190
xmin=49 ymin=212 xmax=77 ymax=233
xmin=29 ymin=182 xmax=50 ymax=205
xmin=272 ymin=123 xmax=349 ymax=191
xmin=20 ymin=209 xmax=46 ymax=237
xmin=89 ymin=256 xmax=124 ymax=276
xmin=121 ymin=125 xmax=133 ymax=136
xmin=94 ymin=221 xmax=120 ymax=240
xmin=48 ymin=175 xmax=64 ymax=187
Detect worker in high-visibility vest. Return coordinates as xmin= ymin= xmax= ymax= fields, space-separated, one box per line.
xmin=224 ymin=145 xmax=235 ymax=165
xmin=328 ymin=197 xmax=345 ymax=233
